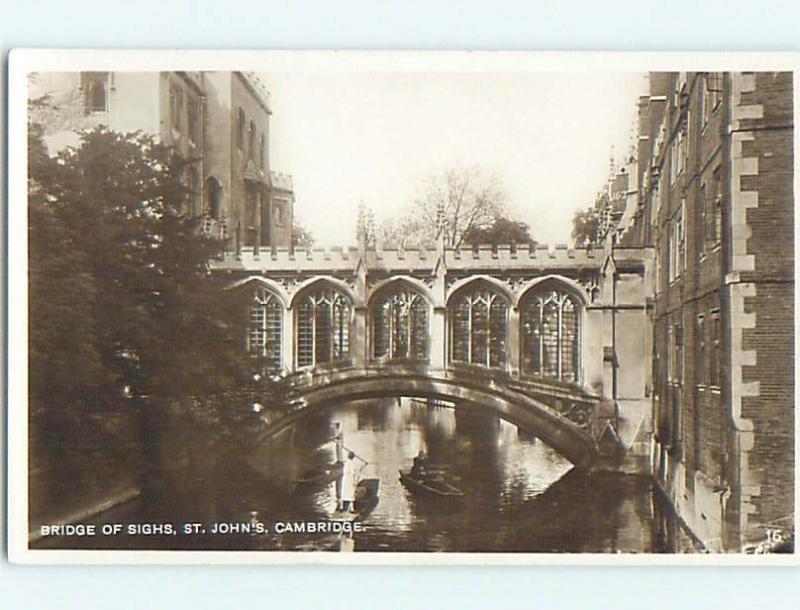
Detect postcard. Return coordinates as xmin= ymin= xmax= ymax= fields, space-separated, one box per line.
xmin=7 ymin=50 xmax=798 ymax=564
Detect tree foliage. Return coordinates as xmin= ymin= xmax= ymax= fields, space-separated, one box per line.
xmin=28 ymin=125 xmax=250 ymax=438
xmin=463 ymin=216 xmax=534 ymax=247
xmin=291 ymin=220 xmax=315 ymax=250
xmin=571 ymin=208 xmax=600 ymax=247
xmin=571 ymin=192 xmax=607 ymax=247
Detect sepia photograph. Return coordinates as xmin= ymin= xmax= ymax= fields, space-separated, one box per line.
xmin=7 ymin=52 xmax=797 ymax=562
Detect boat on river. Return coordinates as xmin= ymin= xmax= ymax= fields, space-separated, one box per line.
xmin=399 ymin=470 xmax=464 ymax=499
xmin=293 ymin=461 xmax=344 ymax=494
xmin=330 ymin=478 xmax=380 ymax=521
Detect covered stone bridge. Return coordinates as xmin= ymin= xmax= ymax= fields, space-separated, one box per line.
xmin=212 ymin=241 xmax=654 ymax=471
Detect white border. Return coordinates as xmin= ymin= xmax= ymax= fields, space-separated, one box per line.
xmin=8 ymin=49 xmax=800 ymax=565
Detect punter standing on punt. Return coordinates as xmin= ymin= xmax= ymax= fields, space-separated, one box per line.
xmin=340 ymin=452 xmax=361 ymax=514
xmin=333 ymin=423 xmax=345 ymax=510
xmin=333 ymin=422 xmax=344 ymax=463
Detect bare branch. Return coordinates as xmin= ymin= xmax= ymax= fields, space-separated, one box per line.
xmin=378 ymin=164 xmax=512 ymax=248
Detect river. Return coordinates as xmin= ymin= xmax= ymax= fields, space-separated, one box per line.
xmin=35 ymin=398 xmax=698 ymax=553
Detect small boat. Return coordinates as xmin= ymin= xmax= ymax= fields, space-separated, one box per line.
xmin=399 ymin=470 xmax=464 ymax=499
xmin=331 ymin=478 xmax=380 ymax=521
xmin=293 ymin=461 xmax=344 ymax=494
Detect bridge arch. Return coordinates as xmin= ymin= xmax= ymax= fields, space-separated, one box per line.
xmin=368 ymin=277 xmax=432 ymax=363
xmin=253 ymin=368 xmax=597 ymax=467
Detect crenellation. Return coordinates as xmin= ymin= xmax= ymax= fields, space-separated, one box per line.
xmin=215 ymin=242 xmax=611 ymax=273
xmin=269 ymin=171 xmax=294 ymax=192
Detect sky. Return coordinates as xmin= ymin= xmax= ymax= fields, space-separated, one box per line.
xmin=262 ymin=70 xmax=647 ymax=246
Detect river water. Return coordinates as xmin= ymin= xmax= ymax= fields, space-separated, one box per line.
xmin=37 ymin=398 xmax=697 ymax=553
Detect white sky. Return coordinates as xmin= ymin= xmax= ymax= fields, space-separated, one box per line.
xmin=262 ymin=71 xmax=647 ymax=246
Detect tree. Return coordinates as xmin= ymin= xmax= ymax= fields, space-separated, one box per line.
xmin=28 ymin=125 xmax=250 ymax=444
xmin=355 ymin=202 xmax=376 ymax=247
xmin=571 ymin=192 xmax=608 ymax=247
xmin=380 ymin=165 xmax=508 ymax=248
xmin=292 ymin=220 xmax=315 ymax=250
xmin=571 ymin=208 xmax=600 ymax=247
xmin=463 ymin=217 xmax=534 ymax=247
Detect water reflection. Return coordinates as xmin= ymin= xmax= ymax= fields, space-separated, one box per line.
xmin=36 ymin=397 xmax=697 ymax=553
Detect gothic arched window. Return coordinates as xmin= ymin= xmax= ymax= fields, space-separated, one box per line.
xmin=372 ymin=287 xmax=429 ymax=362
xmin=204 ymin=177 xmax=223 ymax=219
xmin=296 ymin=286 xmax=351 ymax=368
xmin=247 ymin=287 xmax=283 ymax=372
xmin=520 ymin=287 xmax=581 ymax=382
xmin=449 ymin=286 xmax=508 ymax=369
xmin=81 ymin=72 xmax=108 ymax=114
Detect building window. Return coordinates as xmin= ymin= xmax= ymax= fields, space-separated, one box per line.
xmin=296 ymin=287 xmax=351 ymax=368
xmin=260 ymin=133 xmax=267 ymax=170
xmin=698 ymin=73 xmax=722 ymax=130
xmin=450 ymin=287 xmax=508 ymax=369
xmin=699 ymin=183 xmax=708 ymax=256
xmin=705 ymin=73 xmax=723 ymax=114
xmin=244 ymin=183 xmax=258 ymax=247
xmin=666 ymin=321 xmax=684 ymax=386
xmin=189 ymin=166 xmax=201 ymax=214
xmin=237 ymin=108 xmax=246 ymax=151
xmin=259 ymin=191 xmax=270 ymax=246
xmin=703 ymin=168 xmax=722 ymax=251
xmin=679 ymin=201 xmax=686 ymax=275
xmin=81 ymin=72 xmax=109 ymax=114
xmin=699 ymin=75 xmax=709 ymax=128
xmin=249 ymin=120 xmax=256 ymax=159
xmin=652 ymin=171 xmax=662 ymax=220
xmin=653 ymin=328 xmax=661 ymax=397
xmin=520 ymin=287 xmax=581 ymax=382
xmin=710 ymin=310 xmax=721 ymax=389
xmin=666 ymin=325 xmax=673 ymax=383
xmin=673 ymin=322 xmax=683 ymax=385
xmin=372 ymin=287 xmax=429 ymax=362
xmin=669 ymin=202 xmax=686 ymax=281
xmin=273 ymin=198 xmax=287 ymax=226
xmin=669 ymin=127 xmax=687 ymax=186
xmin=204 ymin=177 xmax=223 ymax=219
xmin=696 ymin=314 xmax=706 ymax=388
xmin=668 ymin=221 xmax=675 ymax=282
xmin=187 ymin=97 xmax=199 ymax=144
xmin=170 ymin=86 xmax=183 ymax=132
xmin=247 ymin=288 xmax=283 ymax=372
